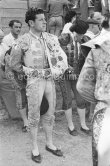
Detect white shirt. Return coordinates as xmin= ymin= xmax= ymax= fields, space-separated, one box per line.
xmin=62 ymin=23 xmax=73 ymax=35
xmin=3 ymin=33 xmax=18 ymax=47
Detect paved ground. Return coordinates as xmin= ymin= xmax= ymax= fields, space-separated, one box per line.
xmin=0 ymin=110 xmax=93 ymax=166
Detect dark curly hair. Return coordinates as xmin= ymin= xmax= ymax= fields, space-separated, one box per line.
xmin=25 ymin=7 xmax=45 ymax=25
xmin=64 ymin=10 xmax=77 ymax=24
xmin=9 ymin=20 xmax=22 ymax=27
xmin=70 ymin=19 xmax=89 ymax=34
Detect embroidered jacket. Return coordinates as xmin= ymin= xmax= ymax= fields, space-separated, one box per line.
xmin=77 ymin=40 xmax=110 ymax=114
xmin=6 ymin=32 xmax=68 ymax=87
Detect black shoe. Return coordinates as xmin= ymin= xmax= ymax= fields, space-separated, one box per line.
xmin=45 ymin=146 xmax=63 ymax=157
xmin=68 ymin=128 xmax=78 ymax=136
xmin=31 ymin=153 xmax=42 ymax=163
xmin=22 ymin=126 xmax=28 ymax=132
xmin=80 ymin=127 xmax=91 ymax=135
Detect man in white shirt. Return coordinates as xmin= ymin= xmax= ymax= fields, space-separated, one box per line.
xmin=2 ymin=20 xmax=28 ymax=132
xmin=3 ymin=20 xmax=22 ymax=47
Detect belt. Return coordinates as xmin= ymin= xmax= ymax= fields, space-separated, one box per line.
xmin=23 ymin=66 xmax=52 ymax=79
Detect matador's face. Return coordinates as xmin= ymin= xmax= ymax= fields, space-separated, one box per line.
xmin=33 ymin=14 xmax=47 ymax=33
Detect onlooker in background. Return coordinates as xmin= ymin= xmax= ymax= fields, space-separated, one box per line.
xmin=58 ymin=19 xmax=91 ymax=136
xmin=86 ymin=18 xmax=100 ymax=37
xmin=3 ymin=20 xmax=22 ymax=47
xmin=3 ymin=20 xmax=28 ymax=132
xmin=62 ymin=10 xmax=77 ymax=34
xmin=47 ymin=0 xmax=69 ymax=36
xmin=90 ymin=11 xmax=104 ymax=31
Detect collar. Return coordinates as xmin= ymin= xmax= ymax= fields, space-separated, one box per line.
xmin=29 ymin=30 xmax=45 ymax=40
xmin=9 ymin=32 xmax=19 ymax=40
xmin=85 ymin=30 xmax=95 ymax=39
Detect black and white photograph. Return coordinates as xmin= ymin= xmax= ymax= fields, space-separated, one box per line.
xmin=0 ymin=0 xmax=110 ymax=166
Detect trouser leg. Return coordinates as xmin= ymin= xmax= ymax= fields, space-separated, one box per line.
xmin=71 ymin=80 xmax=89 ymax=130
xmin=41 ymin=80 xmax=56 ymax=148
xmin=101 ymin=0 xmax=109 ymax=14
xmin=27 ymin=79 xmax=45 ymax=155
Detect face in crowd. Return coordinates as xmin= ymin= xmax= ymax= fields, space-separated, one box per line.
xmin=10 ymin=21 xmax=22 ymax=36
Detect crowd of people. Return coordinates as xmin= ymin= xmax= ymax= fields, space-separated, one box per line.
xmin=0 ymin=0 xmax=110 ymax=166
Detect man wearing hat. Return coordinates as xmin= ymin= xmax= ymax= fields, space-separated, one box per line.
xmin=58 ymin=19 xmax=91 ymax=136
xmin=86 ymin=18 xmax=100 ymax=38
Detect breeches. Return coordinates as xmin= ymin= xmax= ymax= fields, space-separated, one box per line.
xmin=26 ymin=78 xmax=56 ymax=128
xmin=48 ymin=16 xmax=63 ymax=30
xmin=58 ymin=79 xmax=88 ymax=110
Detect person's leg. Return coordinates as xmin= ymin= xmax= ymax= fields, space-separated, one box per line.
xmin=65 ymin=107 xmax=74 ymax=130
xmin=77 ymin=108 xmax=89 ymax=130
xmin=58 ymin=78 xmax=77 ymax=135
xmin=41 ymin=80 xmax=56 ymax=149
xmin=80 ymin=0 xmax=88 ymax=20
xmin=42 ymin=79 xmax=63 ymax=156
xmin=15 ymin=88 xmax=28 ymax=131
xmin=27 ymin=79 xmax=45 ymax=158
xmin=71 ymin=80 xmax=89 ymax=130
xmin=108 ymin=0 xmax=110 ymax=12
xmin=94 ymin=0 xmax=102 ymax=12
xmin=101 ymin=0 xmax=109 ymax=14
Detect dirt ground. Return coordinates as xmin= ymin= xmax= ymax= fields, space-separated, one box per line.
xmin=0 ymin=83 xmax=93 ymax=166
xmin=0 ymin=110 xmax=93 ymax=166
